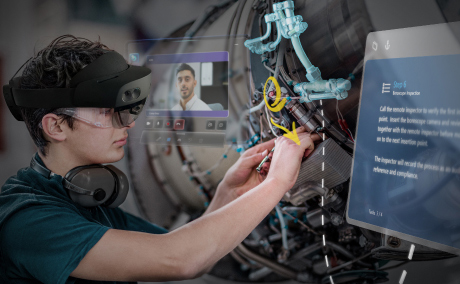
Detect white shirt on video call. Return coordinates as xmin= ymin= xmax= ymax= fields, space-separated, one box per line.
xmin=172 ymin=94 xmax=212 ymax=111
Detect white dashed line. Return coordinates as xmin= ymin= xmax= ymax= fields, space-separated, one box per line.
xmin=320 ymin=100 xmax=323 ymax=106
xmin=320 ymin=122 xmax=332 ymax=283
xmin=408 ymin=244 xmax=415 ymax=260
xmin=399 ymin=270 xmax=407 ymax=284
xmin=321 ymin=110 xmax=324 ymax=116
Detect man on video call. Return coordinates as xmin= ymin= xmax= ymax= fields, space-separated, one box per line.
xmin=172 ymin=63 xmax=212 ymax=111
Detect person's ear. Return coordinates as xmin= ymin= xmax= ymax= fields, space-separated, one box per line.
xmin=41 ymin=113 xmax=67 ymax=142
xmin=193 ymin=79 xmax=197 ymax=88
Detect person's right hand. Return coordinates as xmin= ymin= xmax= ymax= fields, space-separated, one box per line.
xmin=265 ymin=132 xmax=322 ymax=191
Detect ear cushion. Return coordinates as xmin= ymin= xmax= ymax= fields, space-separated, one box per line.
xmin=65 ymin=165 xmax=115 ymax=207
xmin=103 ymin=165 xmax=129 ymax=208
xmin=64 ymin=164 xmax=104 ymax=180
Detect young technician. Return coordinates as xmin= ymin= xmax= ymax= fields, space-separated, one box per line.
xmin=171 ymin=63 xmax=212 ymax=111
xmin=0 ymin=35 xmax=320 ymax=283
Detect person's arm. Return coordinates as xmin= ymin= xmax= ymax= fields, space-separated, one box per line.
xmin=202 ymin=138 xmax=277 ymax=216
xmin=70 ymin=133 xmax=318 ymax=282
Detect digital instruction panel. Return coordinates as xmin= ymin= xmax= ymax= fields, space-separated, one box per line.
xmin=347 ymin=22 xmax=460 ymax=255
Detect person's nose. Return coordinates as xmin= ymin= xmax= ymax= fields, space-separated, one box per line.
xmin=126 ymin=120 xmax=135 ymax=129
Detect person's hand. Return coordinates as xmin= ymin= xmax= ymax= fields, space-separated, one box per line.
xmin=265 ymin=132 xmax=322 ymax=191
xmin=217 ymin=137 xmax=277 ymax=200
xmin=217 ymin=127 xmax=318 ymax=199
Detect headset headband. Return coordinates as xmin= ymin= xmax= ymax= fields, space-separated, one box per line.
xmin=3 ymin=51 xmax=152 ymax=121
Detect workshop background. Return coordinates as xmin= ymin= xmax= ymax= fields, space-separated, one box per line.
xmin=1 ymin=1 xmax=460 ymax=284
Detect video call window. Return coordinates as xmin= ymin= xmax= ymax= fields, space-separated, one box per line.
xmin=146 ymin=52 xmax=229 ymax=118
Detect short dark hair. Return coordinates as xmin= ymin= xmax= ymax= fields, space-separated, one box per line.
xmin=175 ymin=63 xmax=195 ymax=78
xmin=18 ymin=34 xmax=112 ymax=156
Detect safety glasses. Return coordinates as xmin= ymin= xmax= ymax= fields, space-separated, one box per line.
xmin=55 ymin=99 xmax=146 ymax=129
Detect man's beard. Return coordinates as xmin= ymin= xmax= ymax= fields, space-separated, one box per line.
xmin=180 ymin=89 xmax=193 ymax=100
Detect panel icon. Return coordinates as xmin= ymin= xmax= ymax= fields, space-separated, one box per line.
xmin=206 ymin=120 xmax=216 ymax=130
xmin=154 ymin=120 xmax=163 ymax=128
xmin=164 ymin=120 xmax=173 ymax=129
xmin=382 ymin=83 xmax=391 ymax=93
xmin=372 ymin=41 xmax=378 ymax=51
xmin=129 ymin=53 xmax=139 ymax=62
xmin=217 ymin=121 xmax=227 ymax=130
xmin=174 ymin=119 xmax=185 ymax=130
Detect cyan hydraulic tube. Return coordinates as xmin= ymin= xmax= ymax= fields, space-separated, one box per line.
xmin=279 ymin=4 xmax=295 ymax=33
xmin=307 ymin=92 xmax=348 ymax=102
xmin=291 ymin=36 xmax=313 ymax=70
xmin=260 ymin=22 xmax=272 ymax=41
xmin=245 ymin=21 xmax=272 ymax=47
xmin=244 ymin=0 xmax=352 ymax=104
xmin=270 ymin=21 xmax=282 ymax=49
xmin=295 ymin=79 xmax=352 ymax=93
xmin=275 ymin=205 xmax=289 ymax=251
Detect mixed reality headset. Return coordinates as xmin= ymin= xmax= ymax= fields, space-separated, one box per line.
xmin=2 ymin=51 xmax=152 ymax=128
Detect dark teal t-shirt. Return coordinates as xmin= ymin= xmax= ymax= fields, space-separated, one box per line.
xmin=0 ymin=156 xmax=168 ymax=284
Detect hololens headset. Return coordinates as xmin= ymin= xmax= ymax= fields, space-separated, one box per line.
xmin=3 ymin=51 xmax=152 ymax=207
xmin=3 ymin=50 xmax=152 ymax=127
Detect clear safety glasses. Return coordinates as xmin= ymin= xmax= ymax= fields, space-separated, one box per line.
xmin=55 ymin=99 xmax=146 ymax=129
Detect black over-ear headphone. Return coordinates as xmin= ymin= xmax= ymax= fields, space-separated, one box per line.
xmin=30 ymin=155 xmax=129 ymax=208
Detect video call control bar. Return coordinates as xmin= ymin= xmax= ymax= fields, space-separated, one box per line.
xmin=140 ymin=131 xmax=226 ymax=147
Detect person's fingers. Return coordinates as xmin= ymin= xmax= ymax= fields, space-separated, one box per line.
xmin=244 ymin=150 xmax=268 ymax=168
xmin=298 ymin=134 xmax=316 ymax=157
xmin=261 ymin=161 xmax=271 ymax=172
xmin=304 ymin=148 xmax=314 ymax=157
xmin=298 ymin=134 xmax=319 ymax=157
xmin=246 ymin=138 xmax=276 ymax=156
xmin=310 ymin=133 xmax=322 ymax=142
xmin=295 ymin=126 xmax=306 ymax=134
xmin=268 ymin=151 xmax=274 ymax=159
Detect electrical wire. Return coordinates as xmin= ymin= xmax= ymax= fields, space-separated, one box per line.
xmin=281 ymin=208 xmax=318 ymax=235
xmin=379 ymin=261 xmax=409 ymax=271
xmin=347 ymin=129 xmax=355 ymax=142
xmin=336 ymin=100 xmax=355 ymax=142
xmin=327 ymin=251 xmax=373 ymax=274
xmin=266 ymin=108 xmax=279 ymax=137
xmin=347 ymin=59 xmax=364 ymax=80
xmin=279 ymin=66 xmax=295 ymax=84
xmin=249 ymin=99 xmax=265 ymax=113
xmin=190 ymin=144 xmax=233 ymax=177
xmin=259 ymin=113 xmax=264 ymax=138
xmin=264 ymin=62 xmax=276 ymax=74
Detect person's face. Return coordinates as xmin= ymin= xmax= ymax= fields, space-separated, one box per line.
xmin=175 ymin=70 xmax=197 ymax=100
xmin=63 ymin=116 xmax=135 ymax=165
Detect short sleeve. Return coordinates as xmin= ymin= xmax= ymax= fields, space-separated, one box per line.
xmin=113 ymin=209 xmax=168 ymax=235
xmin=1 ymin=204 xmax=110 ymax=284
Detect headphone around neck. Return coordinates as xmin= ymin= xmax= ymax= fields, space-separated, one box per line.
xmin=30 ymin=154 xmax=129 ymax=208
